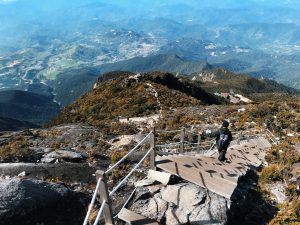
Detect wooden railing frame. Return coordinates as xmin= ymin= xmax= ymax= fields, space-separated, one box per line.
xmin=96 ymin=171 xmax=115 ymax=225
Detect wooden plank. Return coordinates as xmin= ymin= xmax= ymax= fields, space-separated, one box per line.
xmin=226 ymin=146 xmax=263 ymax=167
xmin=156 ymin=156 xmax=237 ymax=199
xmin=118 ymin=208 xmax=159 ymax=225
xmin=165 ymin=155 xmax=240 ymax=182
xmin=96 ymin=170 xmax=115 ymax=225
xmin=204 ymin=144 xmax=262 ymax=168
xmin=200 ymin=155 xmax=250 ymax=175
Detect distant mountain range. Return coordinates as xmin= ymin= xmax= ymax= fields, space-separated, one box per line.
xmin=191 ymin=69 xmax=300 ymax=98
xmin=1 ymin=0 xmax=300 ymax=129
xmin=0 ymin=117 xmax=39 ymax=131
xmin=48 ymin=53 xmax=299 ymax=107
xmin=98 ymin=53 xmax=212 ymax=75
xmin=0 ymin=90 xmax=60 ymax=125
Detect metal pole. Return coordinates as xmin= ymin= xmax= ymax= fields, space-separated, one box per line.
xmin=237 ymin=132 xmax=241 ymax=145
xmin=197 ymin=134 xmax=201 ymax=153
xmin=150 ymin=127 xmax=156 ymax=170
xmin=95 ymin=170 xmax=115 ymax=225
xmin=180 ymin=128 xmax=185 ymax=154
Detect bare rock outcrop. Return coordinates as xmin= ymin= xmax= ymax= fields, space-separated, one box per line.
xmin=0 ymin=178 xmax=87 ymax=225
xmin=128 ymin=182 xmax=229 ymax=225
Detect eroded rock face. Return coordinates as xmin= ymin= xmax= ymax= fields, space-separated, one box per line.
xmin=0 ymin=178 xmax=87 ymax=225
xmin=41 ymin=150 xmax=87 ymax=163
xmin=129 ymin=183 xmax=229 ymax=225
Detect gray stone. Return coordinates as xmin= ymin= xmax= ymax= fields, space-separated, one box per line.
xmin=134 ymin=179 xmax=156 ymax=187
xmin=130 ymin=182 xmax=228 ymax=225
xmin=0 ymin=178 xmax=87 ymax=225
xmin=17 ymin=171 xmax=27 ymax=177
xmin=161 ymin=183 xmax=206 ymax=211
xmin=148 ymin=169 xmax=172 ymax=185
xmin=41 ymin=157 xmax=56 ymax=163
xmin=189 ymin=192 xmax=228 ymax=225
xmin=165 ymin=207 xmax=181 ymax=225
xmin=42 ymin=150 xmax=86 ymax=163
xmin=144 ymin=193 xmax=168 ymax=222
xmin=147 ymin=185 xmax=163 ymax=194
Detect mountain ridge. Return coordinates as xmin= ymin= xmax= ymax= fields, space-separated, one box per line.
xmin=0 ymin=90 xmax=60 ymax=125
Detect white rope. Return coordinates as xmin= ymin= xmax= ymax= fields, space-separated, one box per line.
xmin=185 ymin=130 xmax=199 ymax=136
xmin=156 ymin=129 xmax=181 ymax=133
xmin=109 ymin=147 xmax=153 ymax=196
xmin=105 ymin=132 xmax=152 ymax=174
xmin=83 ymin=178 xmax=102 ymax=225
xmin=92 ymin=200 xmax=106 ymax=225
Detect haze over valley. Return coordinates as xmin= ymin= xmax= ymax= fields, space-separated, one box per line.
xmin=1 ymin=0 xmax=300 ymax=107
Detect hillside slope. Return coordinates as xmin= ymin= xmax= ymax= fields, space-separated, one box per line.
xmin=48 ymin=72 xmax=220 ymax=129
xmin=0 ymin=117 xmax=39 ymax=131
xmin=98 ymin=53 xmax=212 ymax=75
xmin=192 ymin=69 xmax=300 ymax=99
xmin=50 ymin=68 xmax=99 ymax=106
xmin=0 ymin=90 xmax=60 ymax=125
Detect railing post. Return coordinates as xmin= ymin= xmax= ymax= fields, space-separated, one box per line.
xmin=95 ymin=170 xmax=115 ymax=225
xmin=197 ymin=133 xmax=201 ymax=153
xmin=150 ymin=127 xmax=156 ymax=170
xmin=180 ymin=128 xmax=185 ymax=154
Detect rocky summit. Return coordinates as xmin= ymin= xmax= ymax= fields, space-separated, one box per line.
xmin=0 ymin=1 xmax=300 ymax=224
xmin=0 ymin=70 xmax=299 ymax=225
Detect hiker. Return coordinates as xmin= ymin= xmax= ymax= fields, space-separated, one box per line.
xmin=200 ymin=120 xmax=233 ymax=161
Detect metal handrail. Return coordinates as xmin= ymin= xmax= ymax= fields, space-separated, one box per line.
xmin=156 ymin=129 xmax=181 ymax=133
xmin=185 ymin=129 xmax=199 ymax=136
xmin=83 ymin=178 xmax=102 ymax=225
xmin=156 ymin=142 xmax=181 ymax=147
xmin=109 ymin=147 xmax=153 ymax=196
xmin=105 ymin=132 xmax=152 ymax=174
xmin=93 ymin=200 xmax=106 ymax=225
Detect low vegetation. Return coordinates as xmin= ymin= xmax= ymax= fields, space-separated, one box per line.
xmin=258 ymin=140 xmax=300 ymax=225
xmin=0 ymin=135 xmax=34 ymax=162
xmin=48 ymin=72 xmax=219 ymax=135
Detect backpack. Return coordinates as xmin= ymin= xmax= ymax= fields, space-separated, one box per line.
xmin=217 ymin=133 xmax=229 ymax=150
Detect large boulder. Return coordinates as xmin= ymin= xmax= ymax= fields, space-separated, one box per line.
xmin=0 ymin=162 xmax=96 ymax=184
xmin=129 ymin=182 xmax=229 ymax=225
xmin=0 ymin=178 xmax=87 ymax=225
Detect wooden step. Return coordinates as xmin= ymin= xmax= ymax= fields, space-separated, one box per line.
xmin=118 ymin=208 xmax=159 ymax=225
xmin=207 ymin=144 xmax=263 ymax=168
xmin=156 ymin=156 xmax=237 ymax=199
xmin=200 ymin=155 xmax=249 ymax=175
xmin=226 ymin=145 xmax=263 ymax=167
xmin=165 ymin=155 xmax=241 ymax=182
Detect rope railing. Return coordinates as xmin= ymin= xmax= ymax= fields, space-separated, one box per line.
xmin=83 ymin=178 xmax=102 ymax=225
xmin=156 ymin=129 xmax=181 ymax=133
xmin=185 ymin=129 xmax=199 ymax=136
xmin=156 ymin=141 xmax=181 ymax=147
xmin=109 ymin=147 xmax=153 ymax=196
xmin=105 ymin=132 xmax=152 ymax=175
xmin=93 ymin=200 xmax=106 ymax=225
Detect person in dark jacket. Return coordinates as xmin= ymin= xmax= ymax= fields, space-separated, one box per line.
xmin=215 ymin=120 xmax=233 ymax=161
xmin=200 ymin=120 xmax=233 ymax=161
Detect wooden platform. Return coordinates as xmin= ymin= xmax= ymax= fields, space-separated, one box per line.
xmin=156 ymin=137 xmax=271 ymax=199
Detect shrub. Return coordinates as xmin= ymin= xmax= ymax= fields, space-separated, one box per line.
xmin=260 ymin=164 xmax=283 ymax=184
xmin=0 ymin=136 xmax=34 ymax=162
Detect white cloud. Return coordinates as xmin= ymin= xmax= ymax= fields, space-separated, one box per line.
xmin=0 ymin=0 xmax=18 ymax=4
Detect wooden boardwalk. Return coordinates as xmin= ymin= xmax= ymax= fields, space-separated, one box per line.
xmin=87 ymin=130 xmax=274 ymax=225
xmin=156 ymin=137 xmax=271 ymax=199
